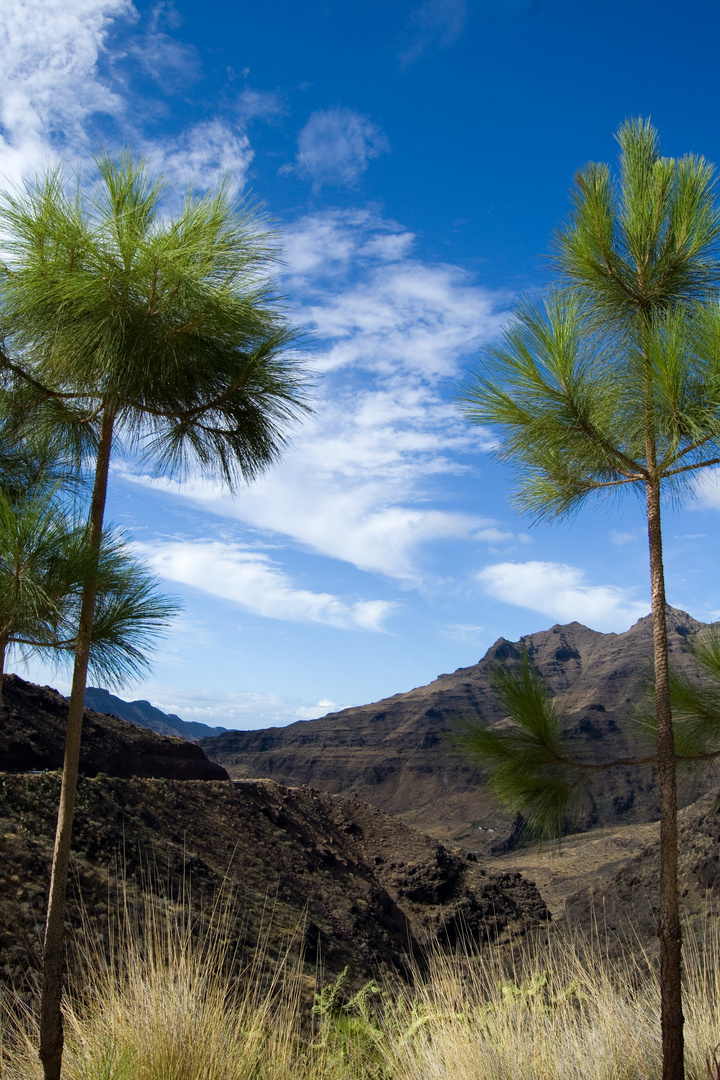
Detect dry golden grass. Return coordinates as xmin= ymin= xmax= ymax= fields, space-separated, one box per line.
xmin=2 ymin=898 xmax=719 ymax=1080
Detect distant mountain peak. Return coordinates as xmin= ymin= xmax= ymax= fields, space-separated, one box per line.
xmin=83 ymin=687 xmax=228 ymax=742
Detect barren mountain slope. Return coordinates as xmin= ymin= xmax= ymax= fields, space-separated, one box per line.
xmin=0 ymin=774 xmax=548 ymax=998
xmin=201 ymin=608 xmax=717 ymax=846
xmin=562 ymin=787 xmax=720 ymax=959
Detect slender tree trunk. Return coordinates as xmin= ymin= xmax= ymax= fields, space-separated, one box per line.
xmin=39 ymin=408 xmax=115 ymax=1080
xmin=0 ymin=638 xmax=6 ymax=714
xmin=646 ymin=471 xmax=684 ymax=1080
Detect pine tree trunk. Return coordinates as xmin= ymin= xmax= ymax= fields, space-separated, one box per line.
xmin=39 ymin=408 xmax=115 ymax=1080
xmin=646 ymin=472 xmax=684 ymax=1080
xmin=0 ymin=639 xmax=6 ymax=714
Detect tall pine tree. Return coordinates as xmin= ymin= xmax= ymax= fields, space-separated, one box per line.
xmin=460 ymin=119 xmax=720 ymax=1080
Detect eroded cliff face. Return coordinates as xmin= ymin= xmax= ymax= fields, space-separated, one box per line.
xmin=0 ymin=674 xmax=229 ymax=781
xmin=201 ymin=609 xmax=718 ymax=847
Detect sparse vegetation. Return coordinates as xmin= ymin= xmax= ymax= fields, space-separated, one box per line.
xmin=2 ymin=894 xmax=720 ymax=1080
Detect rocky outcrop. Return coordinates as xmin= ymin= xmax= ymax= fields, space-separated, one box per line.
xmin=201 ymin=608 xmax=718 ymax=847
xmin=0 ymin=675 xmax=229 ymax=781
xmin=0 ymin=773 xmax=548 ymax=995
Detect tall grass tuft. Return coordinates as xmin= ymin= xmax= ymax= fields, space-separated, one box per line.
xmin=0 ymin=883 xmax=322 ymax=1080
xmin=1 ymin=891 xmax=719 ymax=1080
xmin=372 ymin=920 xmax=720 ymax=1080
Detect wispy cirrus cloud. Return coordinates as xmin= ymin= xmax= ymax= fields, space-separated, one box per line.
xmin=237 ymin=88 xmax=286 ymax=122
xmin=145 ymin=118 xmax=254 ymax=193
xmin=128 ymin=29 xmax=200 ymax=90
xmin=138 ymin=684 xmax=345 ymax=729
xmin=399 ymin=0 xmax=468 ymax=68
xmin=120 ymin=208 xmax=510 ymax=582
xmin=0 ymin=0 xmax=136 ymax=181
xmin=285 ymin=208 xmax=507 ymax=378
xmin=292 ymin=108 xmax=389 ymax=189
xmin=477 ymin=560 xmax=648 ymax=632
xmin=0 ymin=0 xmax=253 ymax=198
xmin=133 ymin=540 xmax=396 ymax=630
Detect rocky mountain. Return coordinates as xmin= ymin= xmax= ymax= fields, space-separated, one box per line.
xmin=0 ymin=674 xmax=549 ymax=997
xmin=200 ymin=608 xmax=718 ymax=848
xmin=1 ymin=674 xmax=228 ymax=781
xmin=0 ymin=773 xmax=548 ymax=998
xmin=84 ymin=686 xmax=227 ymax=741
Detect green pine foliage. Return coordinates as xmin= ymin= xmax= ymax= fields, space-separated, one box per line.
xmin=461 ymin=119 xmax=720 ymax=520
xmin=454 ymin=652 xmax=584 ymax=838
xmin=0 ymin=433 xmax=178 ymax=692
xmin=0 ymin=154 xmax=311 ymax=486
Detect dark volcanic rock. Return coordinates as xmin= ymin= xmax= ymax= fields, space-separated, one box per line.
xmin=0 ymin=774 xmax=548 ymax=995
xmin=0 ymin=675 xmax=228 ymax=781
xmin=84 ymin=687 xmax=227 ymax=741
xmin=201 ymin=608 xmax=717 ymax=846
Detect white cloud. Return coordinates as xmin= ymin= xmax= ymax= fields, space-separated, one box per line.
xmin=129 ymin=29 xmax=200 ymax=88
xmin=293 ymin=108 xmax=389 ymax=189
xmin=133 ymin=540 xmax=396 ymax=630
xmin=284 ymin=209 xmax=508 ymax=378
xmin=0 ymin=0 xmax=135 ymax=182
xmin=140 ymin=685 xmax=344 ymax=729
xmin=121 ymin=382 xmax=495 ymax=580
xmin=237 ymin=88 xmax=286 ymax=121
xmin=472 ymin=527 xmax=515 ymax=543
xmin=146 ymin=119 xmax=254 ymax=193
xmin=610 ymin=531 xmax=639 ymax=546
xmin=302 ymin=261 xmax=502 ymax=378
xmin=282 ymin=209 xmax=414 ymax=278
xmin=118 ymin=209 xmax=508 ymax=582
xmin=477 ymin=560 xmax=649 ymax=632
xmin=0 ymin=1 xmax=254 ymax=201
xmin=399 ymin=0 xmax=467 ymax=67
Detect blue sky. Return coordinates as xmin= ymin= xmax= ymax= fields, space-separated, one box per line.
xmin=4 ymin=0 xmax=720 ymax=728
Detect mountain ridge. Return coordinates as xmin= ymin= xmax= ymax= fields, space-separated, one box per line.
xmin=200 ymin=607 xmax=717 ymax=848
xmin=1 ymin=674 xmax=228 ymax=781
xmin=83 ymin=686 xmax=228 ymax=741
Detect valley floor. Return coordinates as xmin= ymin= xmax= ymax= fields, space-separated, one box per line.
xmin=485 ymin=820 xmax=661 ymax=918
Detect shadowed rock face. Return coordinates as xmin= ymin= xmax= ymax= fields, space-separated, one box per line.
xmin=0 ymin=675 xmax=229 ymax=782
xmin=200 ymin=608 xmax=718 ymax=848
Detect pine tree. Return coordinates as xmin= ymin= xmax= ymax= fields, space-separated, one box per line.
xmin=459 ymin=119 xmax=720 ymax=1080
xmin=0 ymin=155 xmax=310 ymax=1080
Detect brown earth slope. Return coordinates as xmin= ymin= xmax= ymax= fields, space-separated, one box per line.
xmin=201 ymin=608 xmax=717 ymax=847
xmin=0 ymin=773 xmax=548 ymax=998
xmin=562 ymin=787 xmax=720 ymax=958
xmin=0 ymin=675 xmax=548 ymax=997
